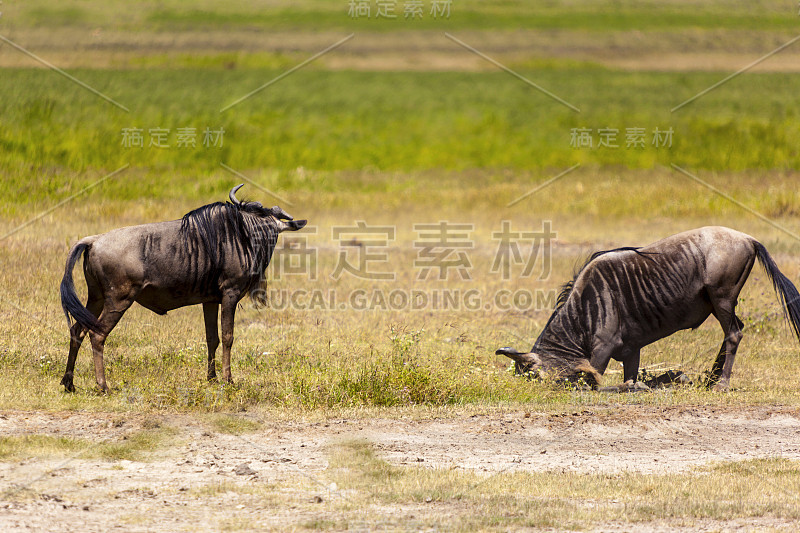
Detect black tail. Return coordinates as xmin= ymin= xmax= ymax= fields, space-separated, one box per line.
xmin=60 ymin=240 xmax=103 ymax=334
xmin=754 ymin=241 xmax=800 ymax=343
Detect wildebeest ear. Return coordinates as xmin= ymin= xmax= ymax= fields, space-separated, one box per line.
xmin=271 ymin=206 xmax=294 ymax=220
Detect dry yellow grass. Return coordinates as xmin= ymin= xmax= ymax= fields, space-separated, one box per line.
xmin=1 ymin=169 xmax=799 ymax=412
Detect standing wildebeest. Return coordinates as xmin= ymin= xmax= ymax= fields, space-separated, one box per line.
xmin=496 ymin=226 xmax=800 ymax=391
xmin=60 ymin=184 xmax=306 ymax=393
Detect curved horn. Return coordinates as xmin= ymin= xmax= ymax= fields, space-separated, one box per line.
xmin=270 ymin=206 xmax=293 ymax=221
xmin=229 ymin=184 xmax=244 ymax=206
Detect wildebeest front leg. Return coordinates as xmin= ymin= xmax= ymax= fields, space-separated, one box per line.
xmin=203 ymin=302 xmax=220 ymax=381
xmin=622 ymin=348 xmax=641 ymax=384
xmin=589 ymin=338 xmax=624 ymax=379
xmin=220 ymin=295 xmax=237 ymax=383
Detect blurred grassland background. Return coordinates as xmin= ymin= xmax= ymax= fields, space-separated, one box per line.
xmin=1 ymin=0 xmax=800 ymax=411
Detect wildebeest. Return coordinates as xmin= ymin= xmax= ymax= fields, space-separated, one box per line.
xmin=496 ymin=226 xmax=800 ymax=391
xmin=60 ymin=184 xmax=306 ymax=393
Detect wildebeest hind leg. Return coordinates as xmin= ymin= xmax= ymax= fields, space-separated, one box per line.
xmin=89 ymin=299 xmax=133 ymax=393
xmin=709 ymin=308 xmax=744 ymax=391
xmin=62 ymin=298 xmax=104 ymax=392
xmin=203 ymin=302 xmax=220 ymax=381
xmin=709 ymin=342 xmax=725 ymax=385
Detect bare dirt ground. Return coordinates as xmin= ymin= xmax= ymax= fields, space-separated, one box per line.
xmin=1 ymin=405 xmax=799 ymax=531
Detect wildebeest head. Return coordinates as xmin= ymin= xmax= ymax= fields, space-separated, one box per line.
xmin=495 ymin=347 xmax=601 ymax=388
xmin=228 ymin=183 xmax=307 ymax=232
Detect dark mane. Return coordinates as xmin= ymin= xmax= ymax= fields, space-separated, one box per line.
xmin=179 ymin=200 xmax=279 ymax=282
xmin=555 ymin=247 xmax=657 ymax=310
xmin=180 ymin=202 xmax=251 ymax=264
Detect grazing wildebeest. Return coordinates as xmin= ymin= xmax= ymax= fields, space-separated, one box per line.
xmin=496 ymin=226 xmax=800 ymax=391
xmin=60 ymin=184 xmax=306 ymax=393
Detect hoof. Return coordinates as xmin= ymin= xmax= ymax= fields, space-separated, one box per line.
xmin=61 ymin=376 xmax=76 ymax=393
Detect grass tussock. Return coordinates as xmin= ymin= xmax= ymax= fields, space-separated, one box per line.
xmin=0 ymin=427 xmax=177 ymax=462
xmin=206 ymin=414 xmax=262 ymax=435
xmin=0 ymin=435 xmax=88 ymax=460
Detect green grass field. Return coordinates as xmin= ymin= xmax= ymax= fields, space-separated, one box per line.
xmin=2 ymin=67 xmax=800 ymax=222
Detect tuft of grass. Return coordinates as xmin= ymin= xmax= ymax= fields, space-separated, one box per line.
xmin=300 ymin=519 xmax=350 ymax=531
xmin=0 ymin=435 xmax=89 ymax=460
xmin=206 ymin=414 xmax=262 ymax=435
xmin=95 ymin=427 xmax=178 ymax=461
xmin=0 ymin=427 xmax=177 ymax=462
